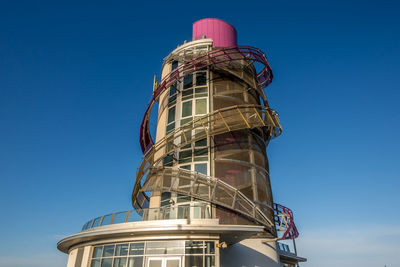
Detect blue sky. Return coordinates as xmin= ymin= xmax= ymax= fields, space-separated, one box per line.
xmin=0 ymin=0 xmax=399 ymax=266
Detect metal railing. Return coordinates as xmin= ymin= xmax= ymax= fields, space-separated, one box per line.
xmin=81 ymin=203 xmax=211 ymax=232
xmin=139 ymin=167 xmax=275 ymax=230
xmin=132 ymin=104 xmax=282 ymax=211
xmin=140 ymin=46 xmax=274 ymax=153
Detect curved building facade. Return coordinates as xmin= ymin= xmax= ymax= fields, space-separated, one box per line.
xmin=58 ymin=19 xmax=306 ymax=267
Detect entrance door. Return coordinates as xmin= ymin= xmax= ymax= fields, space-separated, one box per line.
xmin=147 ymin=257 xmax=181 ymax=267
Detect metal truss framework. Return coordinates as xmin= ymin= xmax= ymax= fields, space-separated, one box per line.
xmin=133 ymin=45 xmax=299 ymax=240
xmin=133 ymin=104 xmax=282 ymax=212
xmin=140 ymin=46 xmax=273 ymax=153
xmin=274 ymin=203 xmax=299 ymax=239
xmin=141 ymin=167 xmax=275 ymax=231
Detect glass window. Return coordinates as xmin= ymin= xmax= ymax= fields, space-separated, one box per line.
xmin=195 ymin=99 xmax=207 ymax=115
xmin=113 ymin=257 xmax=127 ymax=267
xmin=195 ymin=87 xmax=207 ymax=97
xmin=91 ymin=259 xmax=101 ymax=267
xmin=195 ymin=138 xmax=207 ymax=147
xmin=101 ymin=258 xmax=112 ymax=267
xmin=101 ymin=214 xmax=112 ymax=226
xmin=129 ymin=243 xmax=144 ymax=255
xmin=177 ymin=194 xmax=191 ymax=203
xmin=113 ymin=212 xmax=127 ymax=224
xmin=185 ymin=255 xmax=203 ymax=267
xmin=163 ymin=155 xmax=173 ymax=167
xmin=195 ymin=164 xmax=207 ymax=175
xmin=183 ymin=74 xmax=193 ymax=89
xmin=93 ymin=246 xmax=103 ymax=258
xmin=205 ymin=256 xmax=215 ymax=267
xmin=205 ymin=242 xmax=215 ymax=254
xmin=179 ymin=150 xmax=192 ymax=163
xmin=115 ymin=244 xmax=129 ymax=256
xmin=166 ymin=123 xmax=175 ymax=134
xmin=182 ymin=88 xmax=193 ymax=100
xmin=181 ymin=117 xmax=192 ymax=126
xmin=178 ymin=204 xmax=190 ymax=218
xmin=182 ymin=101 xmax=192 ymax=117
xmin=166 ymin=259 xmax=180 ymax=267
xmin=161 ymin=192 xmax=171 ymax=207
xmin=185 ymin=241 xmax=204 ymax=254
xmin=171 ymin=60 xmax=178 ymax=70
xmin=194 ymin=148 xmax=208 ymax=160
xmin=168 ymin=107 xmax=175 ymax=124
xmin=196 ymin=72 xmax=207 ymax=86
xmin=128 ymin=257 xmax=143 ymax=267
xmin=102 ymin=245 xmax=115 ymax=257
xmin=146 ymin=241 xmax=184 ymax=255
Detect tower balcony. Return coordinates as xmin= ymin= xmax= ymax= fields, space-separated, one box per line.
xmin=57 ymin=204 xmax=265 ymax=254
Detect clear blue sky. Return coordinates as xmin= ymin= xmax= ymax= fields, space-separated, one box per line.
xmin=0 ymin=0 xmax=399 ymax=266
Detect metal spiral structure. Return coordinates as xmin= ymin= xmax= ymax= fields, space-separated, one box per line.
xmin=132 ymin=45 xmax=298 ymax=240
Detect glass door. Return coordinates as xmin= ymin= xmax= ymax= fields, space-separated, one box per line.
xmin=147 ymin=257 xmax=181 ymax=267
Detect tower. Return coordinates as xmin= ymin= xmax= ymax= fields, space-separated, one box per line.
xmin=58 ymin=18 xmax=306 ymax=267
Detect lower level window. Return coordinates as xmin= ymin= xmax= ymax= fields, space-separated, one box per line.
xmin=91 ymin=241 xmax=216 ymax=267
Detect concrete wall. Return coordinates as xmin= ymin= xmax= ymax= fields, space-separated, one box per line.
xmin=220 ymin=239 xmax=280 ymax=267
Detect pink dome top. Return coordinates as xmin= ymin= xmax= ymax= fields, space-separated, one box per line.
xmin=193 ymin=18 xmax=237 ymax=47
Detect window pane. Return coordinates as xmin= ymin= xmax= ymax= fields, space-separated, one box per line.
xmin=93 ymin=246 xmax=103 ymax=258
xmin=195 ymin=138 xmax=206 ymax=147
xmin=182 ymin=101 xmax=192 ymax=117
xmin=101 ymin=214 xmax=112 ymax=226
xmin=101 ymin=258 xmax=112 ymax=267
xmin=128 ymin=257 xmax=143 ymax=267
xmin=148 ymin=259 xmax=162 ymax=267
xmin=161 ymin=192 xmax=171 ymax=207
xmin=183 ymin=74 xmax=193 ymax=89
xmin=166 ymin=259 xmax=180 ymax=267
xmin=182 ymin=88 xmax=193 ymax=100
xmin=195 ymin=87 xmax=207 ymax=97
xmin=180 ymin=165 xmax=191 ymax=170
xmin=185 ymin=241 xmax=204 ymax=254
xmin=195 ymin=99 xmax=206 ymax=115
xmin=115 ymin=244 xmax=129 ymax=256
xmin=195 ymin=164 xmax=207 ymax=175
xmin=196 ymin=72 xmax=207 ymax=86
xmin=177 ymin=194 xmax=191 ymax=203
xmin=166 ymin=123 xmax=175 ymax=134
xmin=170 ymin=83 xmax=177 ymax=96
xmin=168 ymin=107 xmax=175 ymax=124
xmin=114 ymin=257 xmax=127 ymax=267
xmin=91 ymin=259 xmax=101 ymax=267
xmin=178 ymin=204 xmax=190 ymax=218
xmin=179 ymin=150 xmax=192 ymax=163
xmin=171 ymin=60 xmax=178 ymax=70
xmin=146 ymin=241 xmax=184 ymax=254
xmin=185 ymin=255 xmax=203 ymax=267
xmin=205 ymin=256 xmax=215 ymax=267
xmin=113 ymin=212 xmax=127 ymax=224
xmin=163 ymin=155 xmax=173 ymax=166
xmin=181 ymin=117 xmax=192 ymax=126
xmin=129 ymin=243 xmax=144 ymax=255
xmin=102 ymin=245 xmax=115 ymax=257
xmin=205 ymin=242 xmax=215 ymax=254
xmin=194 ymin=148 xmax=207 ymax=158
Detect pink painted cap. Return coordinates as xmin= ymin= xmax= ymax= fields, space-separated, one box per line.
xmin=193 ymin=18 xmax=237 ymax=47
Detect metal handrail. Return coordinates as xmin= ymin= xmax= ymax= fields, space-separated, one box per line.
xmin=140 ymin=167 xmax=275 ymax=230
xmin=132 ymin=104 xmax=282 ymax=211
xmin=81 ymin=203 xmax=212 ymax=232
xmin=140 ymin=46 xmax=274 ymax=153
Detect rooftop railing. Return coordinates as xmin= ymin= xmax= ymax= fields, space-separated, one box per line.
xmin=81 ymin=204 xmax=211 ymax=232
